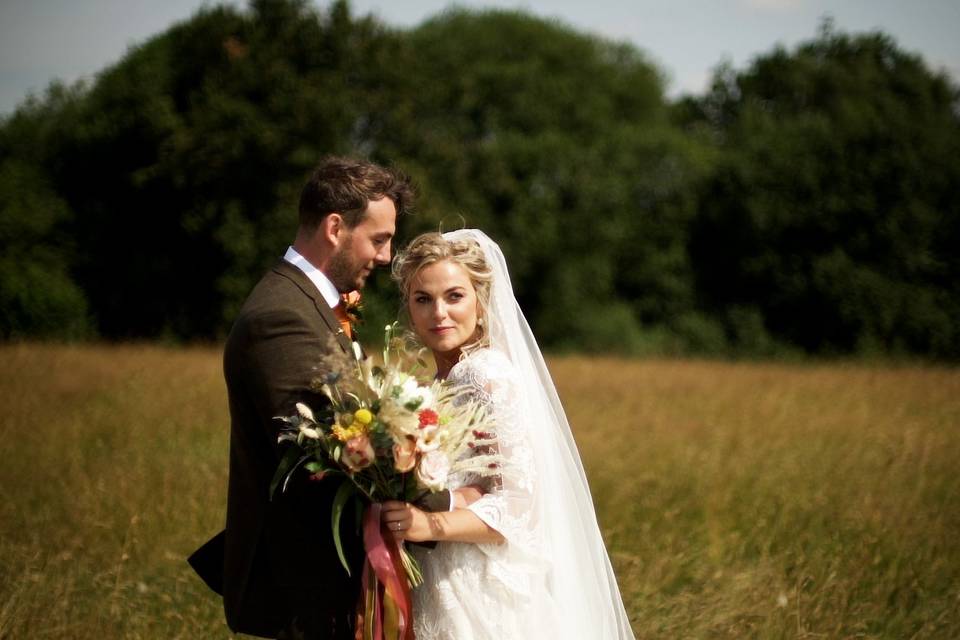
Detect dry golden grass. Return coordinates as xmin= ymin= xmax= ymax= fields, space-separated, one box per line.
xmin=0 ymin=343 xmax=227 ymax=638
xmin=554 ymin=357 xmax=960 ymax=639
xmin=1 ymin=344 xmax=958 ymax=638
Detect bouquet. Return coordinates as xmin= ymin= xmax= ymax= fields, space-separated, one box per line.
xmin=271 ymin=324 xmax=502 ymax=640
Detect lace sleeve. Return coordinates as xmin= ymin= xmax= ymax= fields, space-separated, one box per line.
xmin=447 ymin=350 xmax=543 ymax=566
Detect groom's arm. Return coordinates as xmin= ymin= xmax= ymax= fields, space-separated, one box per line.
xmin=242 ymin=306 xmax=333 ymax=449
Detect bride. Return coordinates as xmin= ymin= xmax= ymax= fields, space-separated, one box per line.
xmin=380 ymin=229 xmax=635 ymax=639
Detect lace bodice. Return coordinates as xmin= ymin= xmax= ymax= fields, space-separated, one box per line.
xmin=411 ymin=348 xmax=557 ymax=640
xmin=446 ymin=348 xmax=537 ymax=546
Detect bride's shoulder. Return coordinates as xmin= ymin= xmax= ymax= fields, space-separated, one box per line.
xmin=448 ymin=347 xmax=517 ymax=387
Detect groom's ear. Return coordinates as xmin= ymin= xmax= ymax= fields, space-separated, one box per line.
xmin=320 ymin=213 xmax=345 ymax=247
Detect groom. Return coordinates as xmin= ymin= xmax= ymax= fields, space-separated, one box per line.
xmin=212 ymin=157 xmax=446 ymax=639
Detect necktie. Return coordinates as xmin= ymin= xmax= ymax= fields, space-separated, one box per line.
xmin=333 ymin=291 xmax=361 ymax=340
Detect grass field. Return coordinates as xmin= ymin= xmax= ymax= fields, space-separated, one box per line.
xmin=1 ymin=343 xmax=957 ymax=639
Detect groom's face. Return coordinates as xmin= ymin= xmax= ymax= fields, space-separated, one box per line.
xmin=326 ymin=196 xmax=397 ymax=292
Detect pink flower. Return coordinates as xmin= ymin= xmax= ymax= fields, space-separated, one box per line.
xmin=342 ymin=435 xmax=375 ymax=472
xmin=416 ymin=450 xmax=451 ymax=491
xmin=393 ymin=436 xmax=418 ymax=473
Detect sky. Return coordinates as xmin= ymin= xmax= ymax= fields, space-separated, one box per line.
xmin=1 ymin=0 xmax=958 ymax=116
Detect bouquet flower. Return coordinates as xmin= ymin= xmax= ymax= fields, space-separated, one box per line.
xmin=271 ymin=324 xmax=502 ymax=640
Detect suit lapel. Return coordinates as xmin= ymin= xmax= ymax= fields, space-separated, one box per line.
xmin=271 ymin=260 xmax=355 ymax=354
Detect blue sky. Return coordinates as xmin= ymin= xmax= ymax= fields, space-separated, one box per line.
xmin=1 ymin=0 xmax=958 ymax=115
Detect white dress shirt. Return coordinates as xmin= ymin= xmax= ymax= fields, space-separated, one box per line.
xmin=283 ymin=246 xmax=340 ymax=310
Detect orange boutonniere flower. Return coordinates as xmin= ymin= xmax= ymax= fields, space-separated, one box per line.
xmin=341 ymin=290 xmax=363 ymax=326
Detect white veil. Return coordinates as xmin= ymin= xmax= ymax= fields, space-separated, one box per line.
xmin=443 ymin=229 xmax=635 ymax=640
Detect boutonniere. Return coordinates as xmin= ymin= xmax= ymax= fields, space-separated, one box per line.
xmin=342 ymin=290 xmax=363 ymax=327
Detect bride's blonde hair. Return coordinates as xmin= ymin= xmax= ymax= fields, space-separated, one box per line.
xmin=392 ymin=232 xmax=494 ymax=349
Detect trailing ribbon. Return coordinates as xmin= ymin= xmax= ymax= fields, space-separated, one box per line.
xmin=356 ymin=503 xmax=414 ymax=640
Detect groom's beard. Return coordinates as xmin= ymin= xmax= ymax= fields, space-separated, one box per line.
xmin=327 ymin=237 xmax=371 ymax=292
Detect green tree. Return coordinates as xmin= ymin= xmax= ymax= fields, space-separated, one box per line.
xmin=681 ymin=22 xmax=960 ymax=357
xmin=376 ymin=9 xmax=702 ymax=352
xmin=15 ymin=0 xmax=406 ymax=339
xmin=0 ymin=84 xmax=91 ymax=339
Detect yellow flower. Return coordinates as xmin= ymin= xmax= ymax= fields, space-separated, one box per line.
xmin=332 ymin=423 xmax=366 ymax=442
xmin=354 ymin=408 xmax=373 ymax=425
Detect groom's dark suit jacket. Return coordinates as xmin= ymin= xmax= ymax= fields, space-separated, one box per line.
xmin=222 ymin=260 xmax=362 ymax=638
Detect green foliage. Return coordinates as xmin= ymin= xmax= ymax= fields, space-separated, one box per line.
xmin=381 ymin=9 xmax=699 ymax=352
xmin=682 ymin=22 xmax=960 ymax=358
xmin=0 ymin=4 xmax=957 ymax=359
xmin=0 ymin=130 xmax=91 ymax=338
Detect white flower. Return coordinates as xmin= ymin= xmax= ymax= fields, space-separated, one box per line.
xmin=416 ymin=425 xmax=441 ymax=453
xmin=376 ymin=399 xmax=418 ymax=438
xmin=352 ymin=341 xmax=363 ymax=362
xmin=296 ymin=402 xmax=316 ymax=423
xmin=416 ymin=450 xmax=451 ymax=491
xmin=299 ymin=425 xmax=320 ymax=439
xmin=397 ymin=376 xmax=433 ymax=410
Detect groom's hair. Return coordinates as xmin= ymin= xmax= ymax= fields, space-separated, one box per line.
xmin=298 ymin=156 xmax=414 ymax=230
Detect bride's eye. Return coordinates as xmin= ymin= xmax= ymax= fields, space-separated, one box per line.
xmin=414 ymin=295 xmax=430 ymax=304
xmin=448 ymin=292 xmax=464 ymax=302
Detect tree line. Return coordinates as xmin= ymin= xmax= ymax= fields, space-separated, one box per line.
xmin=1 ymin=0 xmax=958 ymax=358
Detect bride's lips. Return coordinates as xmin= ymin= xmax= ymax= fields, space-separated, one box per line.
xmin=429 ymin=326 xmax=455 ymax=334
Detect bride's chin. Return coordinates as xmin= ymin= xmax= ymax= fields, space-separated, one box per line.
xmin=432 ymin=344 xmax=464 ymax=363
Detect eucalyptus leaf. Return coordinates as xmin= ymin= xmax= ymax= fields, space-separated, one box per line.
xmin=269 ymin=446 xmax=303 ymax=499
xmin=281 ymin=455 xmax=311 ymax=494
xmin=331 ymin=481 xmax=356 ymax=576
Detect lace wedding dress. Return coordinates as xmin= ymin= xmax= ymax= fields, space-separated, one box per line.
xmin=410 ymin=229 xmax=634 ymax=640
xmin=411 ymin=348 xmax=560 ymax=640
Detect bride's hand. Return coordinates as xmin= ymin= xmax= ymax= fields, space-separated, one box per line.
xmin=380 ymin=500 xmax=438 ymax=542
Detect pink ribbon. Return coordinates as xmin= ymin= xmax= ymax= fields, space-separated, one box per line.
xmin=357 ymin=503 xmax=413 ymax=640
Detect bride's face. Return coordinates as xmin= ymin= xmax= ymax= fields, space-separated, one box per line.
xmin=408 ymin=259 xmax=481 ymax=358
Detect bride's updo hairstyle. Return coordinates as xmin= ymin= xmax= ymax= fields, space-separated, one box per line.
xmin=392 ymin=232 xmax=494 ymax=348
